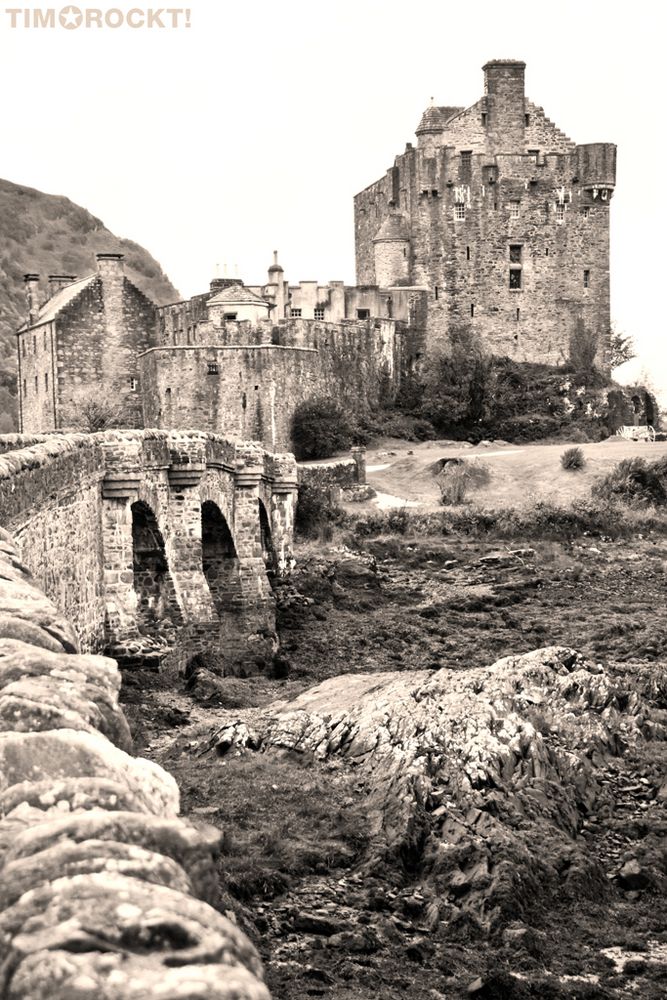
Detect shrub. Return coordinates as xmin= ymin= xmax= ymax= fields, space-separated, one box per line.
xmin=295 ymin=481 xmax=343 ymax=538
xmin=59 ymin=385 xmax=124 ymax=432
xmin=291 ymin=397 xmax=351 ymax=460
xmin=561 ymin=447 xmax=585 ymax=471
xmin=436 ymin=459 xmax=490 ymax=505
xmin=592 ymin=458 xmax=667 ymax=507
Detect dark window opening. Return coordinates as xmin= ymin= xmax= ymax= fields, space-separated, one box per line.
xmin=466 ymin=246 xmax=471 ymax=260
xmin=434 ymin=286 xmax=438 ymax=300
xmin=431 ymin=189 xmax=438 ymax=197
xmin=545 ymin=248 xmax=549 ymax=256
xmin=223 ymin=312 xmax=237 ymax=321
xmin=582 ymin=206 xmax=591 ymax=218
xmin=357 ymin=309 xmax=370 ymax=320
xmin=34 ymin=375 xmax=38 ymax=392
xmin=516 ymin=308 xmax=520 ymax=321
xmin=22 ymin=379 xmax=26 ymax=397
xmin=460 ymin=150 xmax=472 ymax=180
xmin=481 ymin=112 xmax=487 ymax=126
xmin=527 ymin=149 xmax=539 ymax=158
xmin=291 ymin=308 xmax=302 ymax=318
xmin=509 ymin=269 xmax=522 ymax=290
xmin=314 ymin=307 xmax=325 ymax=320
xmin=470 ymin=304 xmax=475 ymax=318
xmin=44 ymin=372 xmax=48 ymax=391
xmin=583 ymin=269 xmax=590 ymax=288
xmin=207 ymin=361 xmax=219 ymax=375
xmin=129 ymin=377 xmax=138 ymax=391
xmin=421 ymin=189 xmax=429 ymax=197
xmin=509 ymin=244 xmax=522 ymax=263
xmin=525 ymin=113 xmax=531 ymax=126
xmin=254 ymin=385 xmax=259 ymax=391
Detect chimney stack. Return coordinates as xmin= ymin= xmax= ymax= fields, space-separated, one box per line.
xmin=482 ymin=59 xmax=527 ymax=152
xmin=47 ymin=274 xmax=77 ymax=298
xmin=96 ymin=252 xmax=125 ymax=282
xmin=23 ymin=273 xmax=40 ymax=326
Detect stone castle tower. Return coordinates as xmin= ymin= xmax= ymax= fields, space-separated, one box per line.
xmin=354 ymin=60 xmax=616 ymax=367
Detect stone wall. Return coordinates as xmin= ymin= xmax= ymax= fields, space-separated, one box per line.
xmin=0 ymin=526 xmax=269 ymax=999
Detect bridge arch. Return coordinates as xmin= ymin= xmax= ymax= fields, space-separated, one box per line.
xmin=131 ymin=500 xmax=183 ymax=630
xmin=258 ymin=498 xmax=277 ymax=577
xmin=201 ymin=500 xmax=242 ymax=616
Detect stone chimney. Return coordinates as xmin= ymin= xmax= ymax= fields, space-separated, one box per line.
xmin=209 ymin=277 xmax=243 ymax=294
xmin=482 ymin=59 xmax=526 ymax=152
xmin=24 ymin=274 xmax=40 ymax=326
xmin=96 ymin=252 xmax=125 ymax=280
xmin=47 ymin=274 xmax=77 ymax=298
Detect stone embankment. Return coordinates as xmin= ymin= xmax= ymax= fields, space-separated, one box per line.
xmin=211 ymin=645 xmax=666 ymax=931
xmin=0 ymin=525 xmax=269 ymax=999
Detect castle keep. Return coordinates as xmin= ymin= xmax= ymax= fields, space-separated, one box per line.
xmin=355 ymin=60 xmax=616 ymax=365
xmin=16 ymin=60 xmax=616 ymax=447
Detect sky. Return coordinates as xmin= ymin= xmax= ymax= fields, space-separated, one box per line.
xmin=0 ymin=0 xmax=664 ymax=395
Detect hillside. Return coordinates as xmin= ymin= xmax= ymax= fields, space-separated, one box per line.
xmin=0 ymin=177 xmax=180 ymax=427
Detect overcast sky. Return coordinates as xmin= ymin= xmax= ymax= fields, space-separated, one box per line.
xmin=0 ymin=0 xmax=664 ymax=394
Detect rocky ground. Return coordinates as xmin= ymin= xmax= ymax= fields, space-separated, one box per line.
xmin=121 ymin=530 xmax=667 ymax=1000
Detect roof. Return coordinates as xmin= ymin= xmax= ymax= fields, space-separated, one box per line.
xmin=416 ymin=104 xmax=464 ymax=135
xmin=19 ymin=274 xmax=96 ymax=331
xmin=207 ymin=285 xmax=270 ymax=308
xmin=373 ymin=213 xmax=410 ymax=243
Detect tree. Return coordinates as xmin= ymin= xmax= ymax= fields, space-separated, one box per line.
xmin=421 ymin=334 xmax=493 ymax=434
xmin=291 ymin=397 xmax=351 ymax=460
xmin=608 ymin=327 xmax=637 ymax=370
xmin=60 ymin=385 xmax=124 ymax=432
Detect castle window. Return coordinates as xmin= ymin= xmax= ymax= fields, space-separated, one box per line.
xmin=470 ymin=304 xmax=475 ymax=318
xmin=481 ymin=112 xmax=488 ymax=126
xmin=556 ymin=204 xmax=565 ymax=223
xmin=22 ymin=379 xmax=26 ymax=397
xmin=291 ymin=308 xmax=302 ymax=318
xmin=207 ymin=362 xmax=219 ymax=375
xmin=314 ymin=307 xmax=325 ymax=320
xmin=357 ymin=309 xmax=370 ymax=319
xmin=525 ymin=113 xmax=531 ymax=126
xmin=466 ymin=246 xmax=471 ymax=261
xmin=460 ymin=151 xmax=472 ymax=180
xmin=129 ymin=377 xmax=138 ymax=391
xmin=434 ymin=286 xmax=438 ymax=300
xmin=509 ymin=201 xmax=520 ymax=219
xmin=223 ymin=312 xmax=237 ymax=321
xmin=582 ymin=206 xmax=591 ymax=219
xmin=545 ymin=248 xmax=549 ymax=256
xmin=509 ymin=244 xmax=522 ymax=263
xmin=34 ymin=375 xmax=38 ymax=392
xmin=44 ymin=372 xmax=48 ymax=391
xmin=43 ymin=331 xmax=47 ymax=350
xmin=516 ymin=308 xmax=520 ymax=321
xmin=527 ymin=149 xmax=539 ymax=160
xmin=583 ymin=269 xmax=590 ymax=288
xmin=431 ymin=189 xmax=438 ymax=197
xmin=454 ymin=204 xmax=466 ymax=221
xmin=509 ymin=268 xmax=522 ymax=290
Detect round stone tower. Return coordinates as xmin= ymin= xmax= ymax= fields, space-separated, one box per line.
xmin=372 ymin=213 xmax=410 ymax=287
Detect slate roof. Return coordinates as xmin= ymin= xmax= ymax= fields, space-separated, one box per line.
xmin=373 ymin=214 xmax=410 ymax=242
xmin=207 ymin=285 xmax=270 ymax=307
xmin=416 ymin=104 xmax=464 ymax=134
xmin=19 ymin=274 xmax=96 ymax=331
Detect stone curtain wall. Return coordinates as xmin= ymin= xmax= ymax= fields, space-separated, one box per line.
xmin=0 ymin=528 xmax=270 ymax=999
xmin=0 ymin=431 xmax=297 ymax=669
xmin=140 ymin=319 xmax=424 ymax=452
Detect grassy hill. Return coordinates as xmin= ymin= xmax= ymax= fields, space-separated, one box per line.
xmin=0 ymin=177 xmax=180 ymax=428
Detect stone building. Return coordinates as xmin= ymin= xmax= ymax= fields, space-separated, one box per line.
xmin=354 ymin=59 xmax=616 ymax=366
xmin=17 ymin=254 xmax=155 ymax=433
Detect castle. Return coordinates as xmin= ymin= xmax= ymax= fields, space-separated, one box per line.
xmin=17 ymin=60 xmax=616 ymax=449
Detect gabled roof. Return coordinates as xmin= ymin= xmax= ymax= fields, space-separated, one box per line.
xmin=208 ymin=284 xmax=270 ymax=307
xmin=19 ymin=274 xmax=97 ymax=332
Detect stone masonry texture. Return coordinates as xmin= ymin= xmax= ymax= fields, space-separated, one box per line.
xmin=354 ymin=60 xmax=616 ymax=366
xmin=0 ymin=522 xmax=270 ymax=998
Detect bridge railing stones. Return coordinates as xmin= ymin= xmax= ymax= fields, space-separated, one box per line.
xmin=0 ymin=526 xmax=270 ymax=999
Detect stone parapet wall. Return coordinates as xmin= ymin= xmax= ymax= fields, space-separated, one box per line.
xmin=0 ymin=526 xmax=269 ymax=999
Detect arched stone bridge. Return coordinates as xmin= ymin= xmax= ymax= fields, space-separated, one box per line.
xmin=0 ymin=430 xmax=297 ymax=671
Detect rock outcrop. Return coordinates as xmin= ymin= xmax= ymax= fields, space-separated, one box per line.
xmin=0 ymin=525 xmax=269 ymax=999
xmin=211 ymin=646 xmax=666 ymax=933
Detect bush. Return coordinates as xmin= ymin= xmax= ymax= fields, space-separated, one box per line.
xmin=561 ymin=447 xmax=585 ymax=471
xmin=59 ymin=385 xmax=124 ymax=432
xmin=291 ymin=397 xmax=351 ymax=460
xmin=592 ymin=458 xmax=667 ymax=507
xmin=295 ymin=481 xmax=343 ymax=538
xmin=436 ymin=459 xmax=490 ymax=505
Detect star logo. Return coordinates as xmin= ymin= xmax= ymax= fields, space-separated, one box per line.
xmin=59 ymin=5 xmax=83 ymax=29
